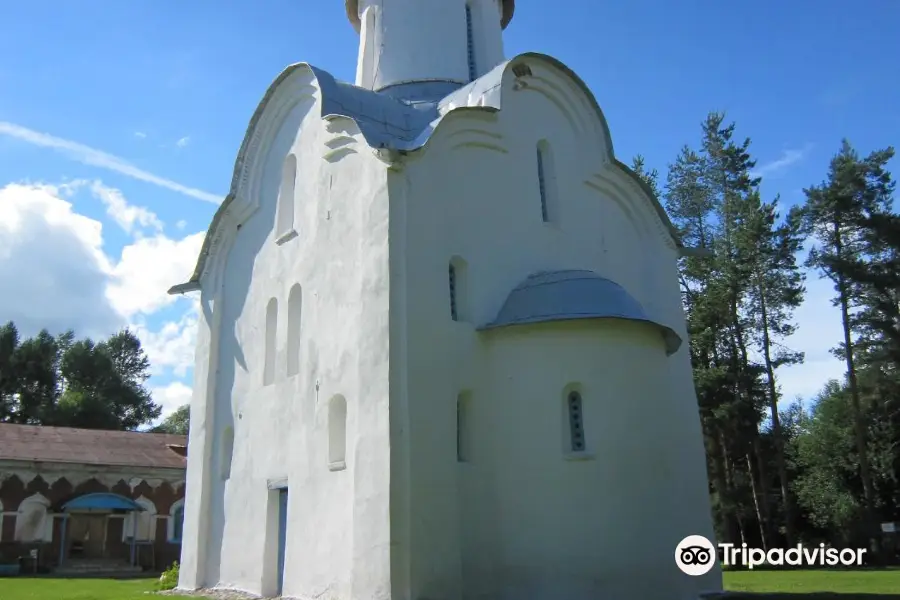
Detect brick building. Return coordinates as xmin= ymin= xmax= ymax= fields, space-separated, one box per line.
xmin=0 ymin=423 xmax=186 ymax=574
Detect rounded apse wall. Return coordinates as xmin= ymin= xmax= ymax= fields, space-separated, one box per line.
xmin=459 ymin=319 xmax=687 ymax=598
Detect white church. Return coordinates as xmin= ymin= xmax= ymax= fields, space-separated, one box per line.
xmin=169 ymin=1 xmax=722 ymax=598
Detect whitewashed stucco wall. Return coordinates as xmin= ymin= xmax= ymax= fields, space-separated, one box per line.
xmin=180 ymin=54 xmax=719 ymax=600
xmin=391 ymin=60 xmax=720 ymax=599
xmin=355 ymin=0 xmax=505 ymax=90
xmin=180 ymin=81 xmax=393 ymax=598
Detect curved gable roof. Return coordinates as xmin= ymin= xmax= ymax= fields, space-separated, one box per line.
xmin=481 ymin=270 xmax=682 ymax=355
xmin=169 ymin=54 xmax=683 ymax=295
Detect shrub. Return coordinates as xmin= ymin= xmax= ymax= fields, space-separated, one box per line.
xmin=158 ymin=561 xmax=180 ymax=590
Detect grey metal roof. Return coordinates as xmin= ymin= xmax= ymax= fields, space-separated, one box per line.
xmin=479 ymin=270 xmax=682 ymax=355
xmin=168 ymin=53 xmax=685 ymax=295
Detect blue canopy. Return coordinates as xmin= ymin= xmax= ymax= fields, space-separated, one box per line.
xmin=62 ymin=493 xmax=145 ymax=512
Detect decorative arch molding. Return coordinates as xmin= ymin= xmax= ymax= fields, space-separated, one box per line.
xmin=584 ymin=170 xmax=676 ymax=253
xmin=122 ymin=495 xmax=157 ymax=542
xmin=167 ymin=498 xmax=185 ymax=543
xmin=171 ymin=65 xmax=327 ymax=293
xmin=0 ymin=471 xmax=181 ymax=496
xmin=438 ymin=122 xmax=508 ymax=155
xmin=593 ymin=160 xmax=683 ymax=252
xmin=15 ymin=492 xmax=52 ymax=542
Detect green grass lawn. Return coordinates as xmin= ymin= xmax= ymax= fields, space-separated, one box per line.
xmin=3 ymin=570 xmax=900 ymax=600
xmin=723 ymin=568 xmax=900 ymax=598
xmin=0 ymin=577 xmax=197 ymax=600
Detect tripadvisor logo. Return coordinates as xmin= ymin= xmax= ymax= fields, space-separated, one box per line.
xmin=675 ymin=535 xmax=867 ymax=576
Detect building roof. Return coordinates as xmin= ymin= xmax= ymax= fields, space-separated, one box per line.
xmin=480 ymin=270 xmax=683 ymax=355
xmin=0 ymin=423 xmax=187 ymax=470
xmin=169 ymin=53 xmax=687 ymax=295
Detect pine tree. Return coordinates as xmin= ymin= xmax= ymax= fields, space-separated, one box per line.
xmin=800 ymin=139 xmax=895 ymax=553
xmin=739 ymin=192 xmax=806 ymax=545
xmin=631 ymin=154 xmax=663 ymax=199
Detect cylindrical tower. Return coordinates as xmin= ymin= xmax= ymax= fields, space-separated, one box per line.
xmin=346 ymin=0 xmax=515 ymax=92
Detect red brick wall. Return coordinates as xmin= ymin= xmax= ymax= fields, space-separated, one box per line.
xmin=0 ymin=473 xmax=184 ymax=572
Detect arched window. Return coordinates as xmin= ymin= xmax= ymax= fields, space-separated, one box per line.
xmin=287 ymin=284 xmax=303 ymax=377
xmin=221 ymin=426 xmax=235 ymax=481
xmin=264 ymin=297 xmax=278 ymax=385
xmin=14 ymin=493 xmax=52 ymax=542
xmin=167 ymin=499 xmax=185 ymax=543
xmin=122 ymin=497 xmax=157 ymax=542
xmin=566 ymin=389 xmax=585 ymax=453
xmin=449 ymin=256 xmax=469 ymax=322
xmin=276 ymin=154 xmax=298 ymax=241
xmin=465 ymin=4 xmax=477 ymax=81
xmin=328 ymin=395 xmax=347 ymax=471
xmin=536 ymin=140 xmax=558 ymax=223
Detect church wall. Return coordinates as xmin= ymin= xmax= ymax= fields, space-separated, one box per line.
xmin=394 ymin=64 xmax=719 ymax=598
xmin=469 ymin=320 xmax=687 ymax=599
xmin=355 ymin=0 xmax=504 ymax=90
xmin=200 ymin=93 xmax=392 ymax=598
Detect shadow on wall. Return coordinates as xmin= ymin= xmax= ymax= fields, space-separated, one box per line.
xmin=203 ymin=189 xmax=268 ymax=587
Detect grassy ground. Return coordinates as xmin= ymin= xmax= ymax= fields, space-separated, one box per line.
xmin=0 ymin=577 xmax=194 ymax=600
xmin=3 ymin=570 xmax=900 ymax=599
xmin=723 ymin=568 xmax=900 ymax=598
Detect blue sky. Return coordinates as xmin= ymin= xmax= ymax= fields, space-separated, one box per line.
xmin=0 ymin=0 xmax=897 ymax=420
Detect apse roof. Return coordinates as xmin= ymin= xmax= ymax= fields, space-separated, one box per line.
xmin=480 ymin=270 xmax=682 ymax=355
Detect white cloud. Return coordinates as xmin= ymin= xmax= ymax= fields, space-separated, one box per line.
xmin=0 ymin=121 xmax=222 ymax=204
xmin=133 ymin=307 xmax=199 ymax=378
xmin=0 ymin=183 xmax=121 ymax=338
xmin=176 ymin=219 xmax=187 ymax=230
xmin=751 ymin=144 xmax=814 ymax=179
xmin=176 ymin=136 xmax=190 ymax=148
xmin=150 ymin=381 xmax=193 ymax=420
xmin=107 ymin=231 xmax=204 ymax=318
xmin=0 ymin=181 xmax=201 ymax=413
xmin=134 ymin=131 xmax=147 ymax=139
xmin=90 ymin=180 xmax=163 ymax=235
xmin=776 ymin=272 xmax=845 ymax=404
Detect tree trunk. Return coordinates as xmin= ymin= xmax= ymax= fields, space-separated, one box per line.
xmin=747 ymin=451 xmax=768 ymax=550
xmin=834 ymin=220 xmax=879 ymax=558
xmin=753 ymin=437 xmax=774 ymax=544
xmin=758 ymin=280 xmax=797 ymax=546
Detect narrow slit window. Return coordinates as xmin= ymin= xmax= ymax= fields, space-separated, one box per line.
xmin=465 ymin=4 xmax=477 ymax=82
xmin=567 ymin=391 xmax=585 ymax=452
xmin=276 ymin=154 xmax=298 ymax=239
xmin=537 ymin=146 xmax=549 ymax=222
xmin=536 ymin=141 xmax=558 ymax=223
xmin=328 ymin=395 xmax=348 ymax=470
xmin=287 ymin=284 xmax=302 ymax=377
xmin=221 ymin=426 xmax=235 ymax=481
xmin=264 ymin=298 xmax=278 ymax=386
xmin=449 ymin=263 xmax=458 ymax=321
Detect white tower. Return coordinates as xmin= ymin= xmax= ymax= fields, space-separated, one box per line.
xmin=347 ymin=0 xmax=515 ymax=91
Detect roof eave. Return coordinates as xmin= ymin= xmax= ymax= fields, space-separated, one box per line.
xmin=168 ymin=281 xmax=202 ymax=295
